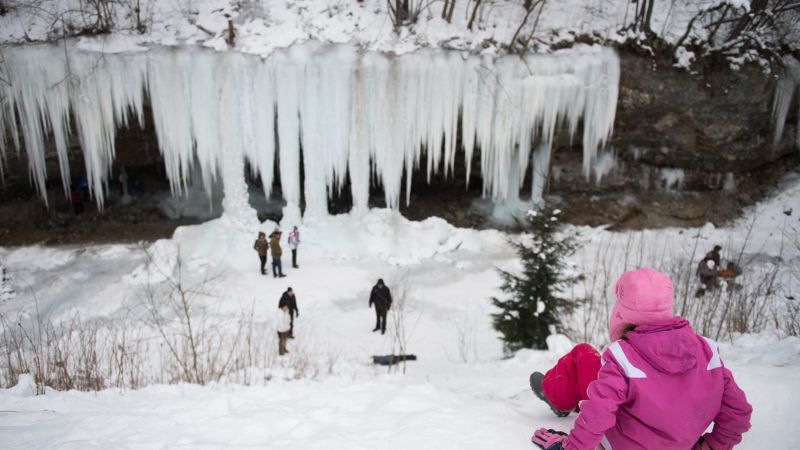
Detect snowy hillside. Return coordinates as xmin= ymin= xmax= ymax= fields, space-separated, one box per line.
xmin=1 ymin=0 xmax=798 ymax=57
xmin=0 ymin=169 xmax=798 ymax=448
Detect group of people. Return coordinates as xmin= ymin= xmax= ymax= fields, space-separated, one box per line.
xmin=272 ymin=279 xmax=393 ymax=355
xmin=528 ymin=267 xmax=752 ymax=450
xmin=257 ymin=226 xmax=392 ymax=354
xmin=696 ymin=245 xmax=741 ymax=295
xmin=253 ymin=226 xmax=301 ymax=278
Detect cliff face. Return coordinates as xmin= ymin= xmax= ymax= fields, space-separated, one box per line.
xmin=0 ymin=47 xmax=798 ymax=244
xmin=545 ymin=52 xmax=798 ymax=229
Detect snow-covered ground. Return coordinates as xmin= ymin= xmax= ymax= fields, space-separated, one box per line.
xmin=3 ymin=0 xmax=796 ymax=57
xmin=0 ymin=0 xmax=685 ymax=55
xmin=0 ymin=170 xmax=799 ymax=448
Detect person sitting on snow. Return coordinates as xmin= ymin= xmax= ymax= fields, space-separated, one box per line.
xmin=717 ymin=261 xmax=740 ymax=279
xmin=529 ymin=268 xmax=751 ymax=450
xmin=703 ymin=245 xmax=722 ymax=268
xmin=697 ymin=259 xmax=718 ymax=294
xmin=717 ymin=261 xmax=743 ymax=292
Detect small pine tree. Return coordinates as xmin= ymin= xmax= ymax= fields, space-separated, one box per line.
xmin=491 ymin=207 xmax=580 ymax=353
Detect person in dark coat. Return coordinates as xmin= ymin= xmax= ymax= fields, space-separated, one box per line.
xmin=369 ymin=278 xmax=392 ymax=334
xmin=253 ymin=232 xmax=268 ymax=275
xmin=703 ymin=245 xmax=722 ymax=268
xmin=269 ymin=228 xmax=286 ymax=278
xmin=278 ymin=287 xmax=299 ymax=338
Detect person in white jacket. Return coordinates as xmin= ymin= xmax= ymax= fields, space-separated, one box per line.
xmin=287 ymin=226 xmax=301 ymax=269
xmin=277 ymin=305 xmax=292 ymax=355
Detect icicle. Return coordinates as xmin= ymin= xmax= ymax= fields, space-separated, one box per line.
xmin=349 ymin=58 xmax=370 ymax=214
xmin=1 ymin=42 xmax=620 ymax=220
xmin=772 ymin=55 xmax=800 ymax=148
xmin=273 ymin=48 xmax=304 ymax=224
xmin=298 ymin=44 xmax=357 ymax=218
xmin=530 ymin=144 xmax=551 ymax=204
xmin=247 ymin=58 xmax=276 ymax=201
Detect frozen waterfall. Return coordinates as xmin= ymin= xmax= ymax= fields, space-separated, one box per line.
xmin=773 ymin=55 xmax=800 ymax=150
xmin=0 ymin=42 xmax=619 ymax=224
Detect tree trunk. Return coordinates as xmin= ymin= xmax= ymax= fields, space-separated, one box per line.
xmin=467 ymin=0 xmax=482 ymax=30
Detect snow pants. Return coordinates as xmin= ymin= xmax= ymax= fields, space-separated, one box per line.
xmin=272 ymin=257 xmax=284 ymax=277
xmin=374 ymin=307 xmax=388 ymax=334
xmin=541 ymin=343 xmax=602 ymax=412
xmin=277 ymin=331 xmax=289 ymax=355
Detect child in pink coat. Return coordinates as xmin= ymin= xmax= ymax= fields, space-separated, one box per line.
xmin=530 ymin=268 xmax=752 ymax=450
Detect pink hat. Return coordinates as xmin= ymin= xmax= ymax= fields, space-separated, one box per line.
xmin=609 ymin=268 xmax=674 ymax=341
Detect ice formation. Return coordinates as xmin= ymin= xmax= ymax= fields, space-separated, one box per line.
xmin=659 ymin=168 xmax=685 ymax=191
xmin=0 ymin=42 xmax=619 ymax=223
xmin=772 ymin=55 xmax=800 ymax=149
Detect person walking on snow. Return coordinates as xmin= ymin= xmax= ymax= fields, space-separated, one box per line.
xmin=287 ymin=226 xmax=301 ymax=268
xmin=253 ymin=232 xmax=269 ymax=275
xmin=278 ymin=287 xmax=299 ymax=339
xmin=276 ymin=305 xmax=292 ymax=356
xmin=369 ymin=279 xmax=392 ymax=334
xmin=529 ymin=267 xmax=751 ymax=450
xmin=269 ymin=228 xmax=286 ymax=278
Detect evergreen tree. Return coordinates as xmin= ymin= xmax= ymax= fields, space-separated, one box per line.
xmin=491 ymin=207 xmax=580 ymax=353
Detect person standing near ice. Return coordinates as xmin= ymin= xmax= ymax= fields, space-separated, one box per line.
xmin=276 ymin=305 xmax=292 ymax=356
xmin=278 ymin=287 xmax=299 ymax=339
xmin=287 ymin=226 xmax=301 ymax=269
xmin=253 ymin=232 xmax=269 ymax=275
xmin=529 ymin=268 xmax=752 ymax=450
xmin=71 ymin=186 xmax=84 ymax=215
xmin=369 ymin=279 xmax=392 ymax=334
xmin=269 ymin=227 xmax=286 ymax=278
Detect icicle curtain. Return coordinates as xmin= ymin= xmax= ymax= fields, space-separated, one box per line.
xmin=0 ymin=42 xmax=619 ymax=216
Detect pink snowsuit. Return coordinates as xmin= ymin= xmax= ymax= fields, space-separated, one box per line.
xmin=563 ymin=317 xmax=752 ymax=450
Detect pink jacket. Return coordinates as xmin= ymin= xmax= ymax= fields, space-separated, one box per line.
xmin=565 ymin=317 xmax=752 ymax=450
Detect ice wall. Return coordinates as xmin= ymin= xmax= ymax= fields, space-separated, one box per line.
xmin=772 ymin=55 xmax=800 ymax=149
xmin=0 ymin=42 xmax=619 ymax=223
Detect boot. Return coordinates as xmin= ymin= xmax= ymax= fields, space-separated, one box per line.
xmin=530 ymin=372 xmax=570 ymax=418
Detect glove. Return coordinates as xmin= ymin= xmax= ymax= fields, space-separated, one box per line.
xmin=531 ymin=428 xmax=568 ymax=450
xmin=692 ymin=437 xmax=714 ymax=450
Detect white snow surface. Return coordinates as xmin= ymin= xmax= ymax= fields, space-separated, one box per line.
xmin=0 ymin=171 xmax=799 ymax=449
xmin=0 ymin=0 xmax=784 ymax=56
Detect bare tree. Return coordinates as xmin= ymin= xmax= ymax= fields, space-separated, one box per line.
xmin=509 ymin=0 xmax=547 ymax=53
xmin=467 ymin=0 xmax=482 ymax=31
xmin=137 ymin=244 xmax=232 ymax=385
xmin=387 ymin=0 xmax=428 ymax=32
xmin=388 ymin=275 xmax=418 ymax=374
xmin=442 ymin=0 xmax=457 ymax=23
xmin=675 ymin=0 xmax=800 ymax=61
